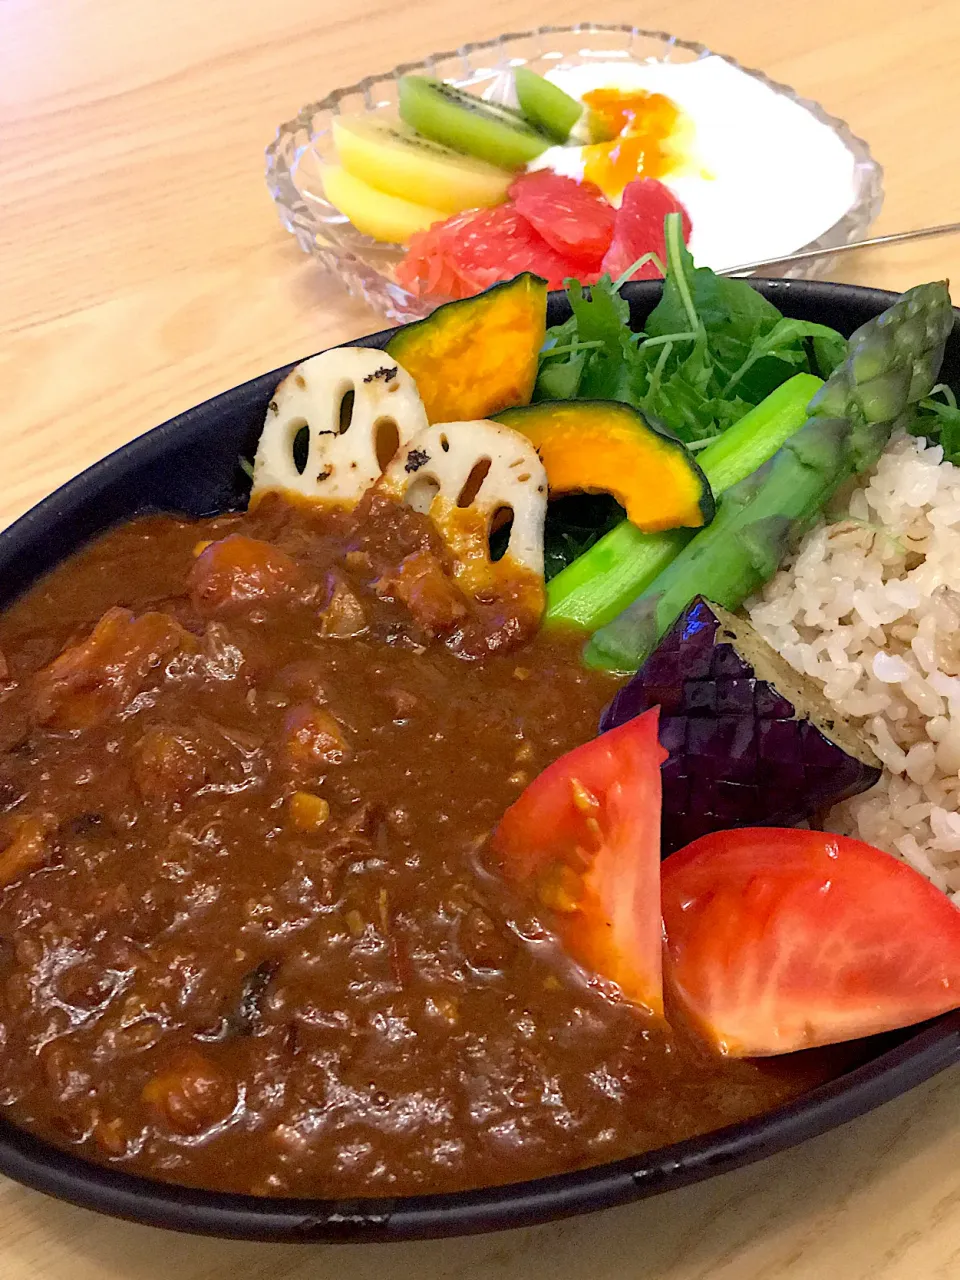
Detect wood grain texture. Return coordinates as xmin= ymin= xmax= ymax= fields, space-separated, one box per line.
xmin=2 ymin=0 xmax=960 ymax=1273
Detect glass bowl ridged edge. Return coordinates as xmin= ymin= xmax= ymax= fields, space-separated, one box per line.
xmin=265 ymin=23 xmax=884 ymax=323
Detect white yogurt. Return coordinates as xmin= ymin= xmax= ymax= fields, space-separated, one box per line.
xmin=528 ymin=57 xmax=861 ymax=272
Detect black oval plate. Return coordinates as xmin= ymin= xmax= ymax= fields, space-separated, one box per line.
xmin=1 ymin=280 xmax=958 ymax=1242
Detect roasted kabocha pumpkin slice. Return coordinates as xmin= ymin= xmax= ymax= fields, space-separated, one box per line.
xmin=494 ymin=400 xmax=714 ymax=533
xmin=384 ymin=273 xmax=546 ymax=424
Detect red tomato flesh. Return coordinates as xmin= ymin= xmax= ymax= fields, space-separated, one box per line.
xmin=601 ymin=178 xmax=692 ymax=281
xmin=662 ymin=827 xmax=960 ymax=1056
xmin=509 ymin=171 xmax=616 ymax=269
xmin=490 ymin=706 xmax=667 ymax=1014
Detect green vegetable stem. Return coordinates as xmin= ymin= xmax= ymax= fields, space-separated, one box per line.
xmin=545 ymin=371 xmax=823 ymax=629
xmin=585 ymin=280 xmax=955 ymax=673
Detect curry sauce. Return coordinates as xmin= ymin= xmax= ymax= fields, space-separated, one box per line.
xmin=0 ymin=496 xmax=851 ymax=1197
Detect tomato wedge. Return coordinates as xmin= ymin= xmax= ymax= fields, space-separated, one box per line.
xmin=490 ymin=706 xmax=666 ymax=1014
xmin=662 ymin=827 xmax=960 ymax=1056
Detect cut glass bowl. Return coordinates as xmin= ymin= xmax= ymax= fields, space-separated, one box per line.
xmin=265 ymin=24 xmax=883 ymax=323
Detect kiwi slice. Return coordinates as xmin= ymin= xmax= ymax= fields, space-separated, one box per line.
xmin=332 ymin=116 xmax=511 ymax=213
xmin=514 ymin=67 xmax=583 ymax=143
xmin=398 ymin=75 xmax=549 ymax=169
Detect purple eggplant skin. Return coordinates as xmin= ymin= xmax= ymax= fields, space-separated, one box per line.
xmin=599 ymin=597 xmax=882 ymax=856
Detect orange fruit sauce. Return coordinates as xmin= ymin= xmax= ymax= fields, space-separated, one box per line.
xmin=581 ymin=87 xmax=686 ymax=200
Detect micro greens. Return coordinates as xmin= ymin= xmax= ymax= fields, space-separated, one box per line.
xmin=613 ymin=252 xmax=666 ymax=291
xmin=532 ymin=212 xmax=848 ymax=576
xmin=540 ymin=339 xmax=606 ymax=359
xmin=908 ymin=383 xmax=960 ymax=463
xmin=534 ymin=213 xmax=846 ymax=447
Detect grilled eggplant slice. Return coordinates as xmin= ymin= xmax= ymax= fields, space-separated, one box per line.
xmin=599 ymin=597 xmax=882 ymax=855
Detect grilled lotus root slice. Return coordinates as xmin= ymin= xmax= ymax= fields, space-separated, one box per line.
xmin=251 ymin=348 xmax=428 ymax=506
xmin=600 ymin=597 xmax=882 ymax=855
xmin=378 ymin=420 xmax=548 ymax=600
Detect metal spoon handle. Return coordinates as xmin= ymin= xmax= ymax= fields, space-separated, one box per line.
xmin=720 ymin=221 xmax=960 ymax=277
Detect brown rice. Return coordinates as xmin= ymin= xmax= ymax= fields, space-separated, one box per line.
xmin=746 ymin=431 xmax=960 ymax=901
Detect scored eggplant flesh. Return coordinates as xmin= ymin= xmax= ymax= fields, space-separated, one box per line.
xmin=599 ymin=597 xmax=882 ymax=855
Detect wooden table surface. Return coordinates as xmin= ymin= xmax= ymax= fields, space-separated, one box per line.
xmin=2 ymin=0 xmax=960 ymax=1274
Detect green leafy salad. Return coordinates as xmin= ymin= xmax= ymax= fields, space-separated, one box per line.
xmin=533 ymin=216 xmax=845 ymax=586
xmin=537 ymin=216 xmax=845 ymax=441
xmin=533 ymin=214 xmax=956 ymax=671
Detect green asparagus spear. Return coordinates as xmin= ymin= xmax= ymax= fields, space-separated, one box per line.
xmin=586 ymin=280 xmax=955 ymax=672
xmin=696 ymin=373 xmax=824 ymax=490
xmin=545 ymin=372 xmax=823 ymax=630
